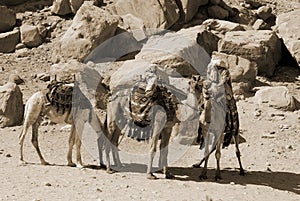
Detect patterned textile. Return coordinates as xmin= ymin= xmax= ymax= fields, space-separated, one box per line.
xmin=46 ymin=80 xmax=75 ymax=114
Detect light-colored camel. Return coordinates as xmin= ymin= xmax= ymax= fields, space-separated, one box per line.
xmin=18 ymin=82 xmax=106 ymax=168
xmin=105 ymin=75 xmax=179 ymax=179
xmin=190 ymin=60 xmax=245 ymax=180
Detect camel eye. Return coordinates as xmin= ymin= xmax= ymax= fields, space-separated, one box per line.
xmin=142 ymin=97 xmax=147 ymax=102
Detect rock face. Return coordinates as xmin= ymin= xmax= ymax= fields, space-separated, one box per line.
xmin=0 ymin=82 xmax=23 ymax=128
xmin=218 ymin=30 xmax=282 ymax=76
xmin=276 ymin=9 xmax=300 ymax=67
xmin=212 ymin=52 xmax=257 ymax=96
xmin=0 ymin=6 xmax=16 ymax=33
xmin=178 ymin=0 xmax=209 ymax=22
xmin=0 ymin=29 xmax=20 ymax=53
xmin=51 ymin=0 xmax=72 ymax=16
xmin=59 ymin=1 xmax=118 ymax=62
xmin=135 ymin=26 xmax=211 ymax=77
xmin=116 ymin=0 xmax=179 ymax=33
xmin=255 ymin=86 xmax=299 ymax=111
xmin=20 ymin=24 xmax=43 ymax=48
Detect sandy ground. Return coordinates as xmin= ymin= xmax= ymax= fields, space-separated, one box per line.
xmin=1 ymin=0 xmax=300 ymax=200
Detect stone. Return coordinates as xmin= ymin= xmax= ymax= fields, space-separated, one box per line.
xmin=51 ymin=0 xmax=72 ymax=16
xmin=9 ymin=74 xmax=24 ymax=85
xmin=255 ymin=86 xmax=299 ymax=111
xmin=256 ymin=6 xmax=272 ymax=21
xmin=0 ymin=29 xmax=20 ymax=53
xmin=211 ymin=52 xmax=257 ymax=95
xmin=207 ymin=5 xmax=229 ymax=20
xmin=0 ymin=82 xmax=24 ymax=127
xmin=69 ymin=0 xmax=84 ymax=14
xmin=230 ymin=6 xmax=257 ymax=25
xmin=245 ymin=0 xmax=263 ymax=9
xmin=116 ymin=0 xmax=179 ymax=34
xmin=20 ymin=24 xmax=43 ymax=48
xmin=252 ymin=19 xmax=270 ymax=30
xmin=202 ymin=19 xmax=245 ymax=33
xmin=121 ymin=14 xmax=147 ymax=41
xmin=177 ymin=0 xmax=209 ymax=22
xmin=0 ymin=6 xmax=16 ymax=33
xmin=135 ymin=26 xmax=211 ymax=77
xmin=59 ymin=1 xmax=118 ymax=62
xmin=218 ymin=30 xmax=282 ymax=76
xmin=196 ymin=25 xmax=220 ymax=55
xmin=276 ymin=9 xmax=300 ymax=66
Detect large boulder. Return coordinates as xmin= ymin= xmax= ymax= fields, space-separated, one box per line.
xmin=0 ymin=82 xmax=23 ymax=128
xmin=211 ymin=52 xmax=257 ymax=96
xmin=218 ymin=30 xmax=282 ymax=76
xmin=51 ymin=0 xmax=72 ymax=16
xmin=135 ymin=26 xmax=211 ymax=77
xmin=59 ymin=1 xmax=118 ymax=62
xmin=20 ymin=24 xmax=43 ymax=48
xmin=0 ymin=6 xmax=16 ymax=33
xmin=276 ymin=9 xmax=300 ymax=67
xmin=177 ymin=0 xmax=209 ymax=22
xmin=0 ymin=29 xmax=19 ymax=53
xmin=255 ymin=86 xmax=299 ymax=111
xmin=116 ymin=0 xmax=179 ymax=34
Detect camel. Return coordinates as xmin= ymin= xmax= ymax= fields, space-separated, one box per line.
xmin=105 ymin=74 xmax=180 ymax=179
xmin=18 ymin=78 xmax=107 ymax=168
xmin=190 ymin=60 xmax=245 ymax=180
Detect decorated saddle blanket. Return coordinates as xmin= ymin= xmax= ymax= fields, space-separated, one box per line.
xmin=46 ymin=80 xmax=75 ymax=114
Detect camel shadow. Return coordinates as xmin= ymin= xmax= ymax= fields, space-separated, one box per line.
xmin=170 ymin=166 xmax=300 ymax=195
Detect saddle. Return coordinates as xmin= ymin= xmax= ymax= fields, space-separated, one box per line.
xmin=46 ymin=79 xmax=75 ymax=114
xmin=127 ymin=81 xmax=178 ymax=140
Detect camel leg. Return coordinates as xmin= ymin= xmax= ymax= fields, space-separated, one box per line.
xmin=199 ymin=156 xmax=209 ymax=180
xmin=147 ymin=134 xmax=159 ymax=179
xmin=233 ymin=134 xmax=245 ymax=176
xmin=19 ymin=121 xmax=31 ymax=164
xmin=97 ymin=135 xmax=106 ymax=169
xmin=31 ymin=122 xmax=49 ymax=165
xmin=75 ymin=131 xmax=83 ymax=167
xmin=67 ymin=125 xmax=76 ymax=167
xmin=215 ymin=133 xmax=224 ymax=181
xmin=111 ymin=130 xmax=122 ymax=168
xmin=159 ymin=126 xmax=173 ymax=179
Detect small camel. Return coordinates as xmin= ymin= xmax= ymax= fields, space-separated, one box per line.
xmin=18 ymin=79 xmax=106 ymax=167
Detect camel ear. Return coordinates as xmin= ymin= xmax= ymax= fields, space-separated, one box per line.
xmin=73 ymin=74 xmax=76 ymax=81
xmin=54 ymin=75 xmax=57 ymax=81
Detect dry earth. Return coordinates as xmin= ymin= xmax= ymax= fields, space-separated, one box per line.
xmin=0 ymin=0 xmax=300 ymax=201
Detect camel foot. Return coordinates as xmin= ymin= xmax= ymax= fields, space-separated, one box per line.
xmin=19 ymin=160 xmax=27 ymax=166
xmin=41 ymin=161 xmax=50 ymax=166
xmin=67 ymin=162 xmax=76 ymax=167
xmin=147 ymin=173 xmax=158 ymax=180
xmin=215 ymin=171 xmax=222 ymax=181
xmin=239 ymin=168 xmax=246 ymax=176
xmin=106 ymin=168 xmax=116 ymax=174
